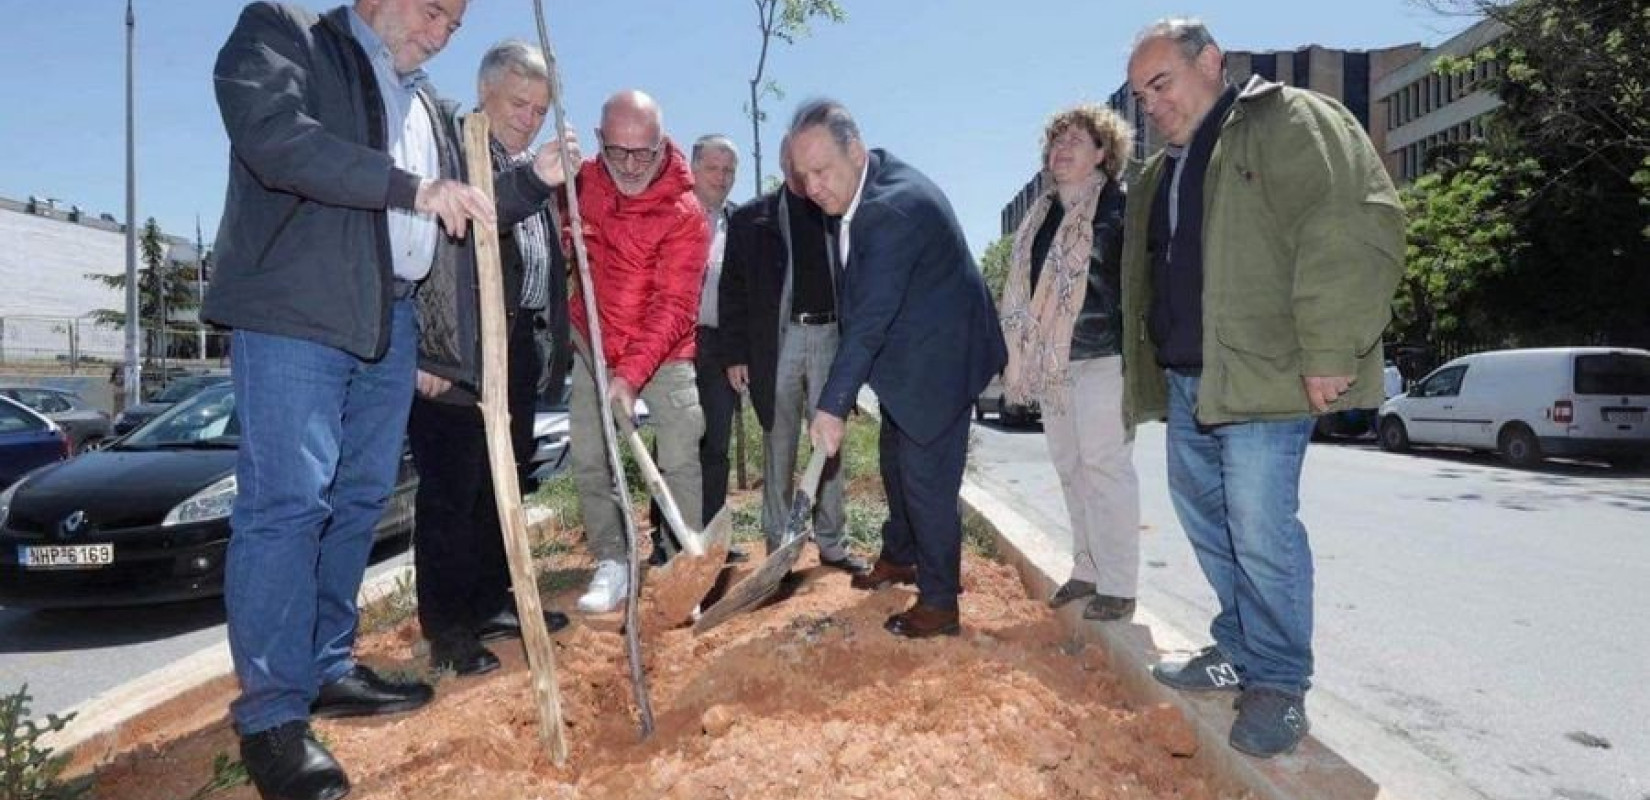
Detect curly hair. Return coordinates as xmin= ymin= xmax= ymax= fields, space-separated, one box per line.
xmin=1039 ymin=103 xmax=1134 ymax=180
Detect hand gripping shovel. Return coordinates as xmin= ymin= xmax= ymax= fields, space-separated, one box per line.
xmin=694 ymin=448 xmax=829 ymax=633
xmin=609 ymin=400 xmax=734 ymax=629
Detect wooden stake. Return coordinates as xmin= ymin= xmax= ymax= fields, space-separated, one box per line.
xmin=531 ymin=0 xmax=656 ymax=738
xmin=461 ymin=113 xmax=570 ymax=766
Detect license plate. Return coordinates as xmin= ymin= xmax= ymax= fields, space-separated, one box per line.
xmin=1605 ymin=410 xmax=1645 ymax=423
xmin=18 ymin=543 xmax=115 ymax=569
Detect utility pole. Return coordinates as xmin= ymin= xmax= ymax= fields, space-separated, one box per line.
xmin=196 ymin=215 xmax=207 ymax=359
xmin=122 ymin=0 xmax=141 ymax=407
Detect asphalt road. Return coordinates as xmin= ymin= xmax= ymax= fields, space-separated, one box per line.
xmin=0 ymin=539 xmax=412 ymax=721
xmin=968 ymin=417 xmax=1650 ymax=800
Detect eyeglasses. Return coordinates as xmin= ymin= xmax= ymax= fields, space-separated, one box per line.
xmin=600 ymin=142 xmax=661 ymax=166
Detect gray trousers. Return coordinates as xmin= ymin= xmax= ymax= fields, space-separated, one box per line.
xmin=571 ymin=353 xmax=704 ymax=564
xmin=1044 ymin=356 xmax=1140 ymax=597
xmin=763 ymin=321 xmax=850 ymax=559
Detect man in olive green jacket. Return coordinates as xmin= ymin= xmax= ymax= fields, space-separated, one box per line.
xmin=1121 ymin=19 xmax=1403 ymax=759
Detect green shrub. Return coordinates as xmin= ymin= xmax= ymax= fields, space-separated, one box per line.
xmin=0 ymin=685 xmax=88 ymax=800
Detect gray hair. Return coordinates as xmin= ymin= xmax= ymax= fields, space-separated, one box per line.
xmin=691 ymin=134 xmax=739 ymax=165
xmin=1133 ymin=18 xmax=1221 ymax=63
xmin=478 ymin=39 xmax=549 ymax=93
xmin=788 ymin=98 xmax=861 ymax=152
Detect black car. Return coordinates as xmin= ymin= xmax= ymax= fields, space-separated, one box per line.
xmin=112 ymin=374 xmax=231 ymax=436
xmin=0 ymin=385 xmax=417 ymax=609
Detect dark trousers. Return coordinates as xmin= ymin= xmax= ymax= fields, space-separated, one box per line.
xmin=876 ymin=403 xmax=970 ymax=610
xmin=697 ymin=325 xmax=737 ymax=525
xmin=408 ymin=312 xmax=540 ymax=643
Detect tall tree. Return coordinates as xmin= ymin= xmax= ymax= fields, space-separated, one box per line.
xmin=745 ymin=0 xmax=845 ymax=196
xmin=1412 ymin=0 xmax=1650 ymax=345
xmin=85 ymin=218 xmax=201 ymax=356
xmin=977 ymin=234 xmax=1013 ymax=304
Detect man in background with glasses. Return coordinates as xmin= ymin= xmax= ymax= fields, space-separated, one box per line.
xmin=566 ymin=90 xmax=711 ymax=614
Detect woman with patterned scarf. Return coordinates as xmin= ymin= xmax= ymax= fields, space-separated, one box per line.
xmin=999 ymin=104 xmax=1141 ymax=622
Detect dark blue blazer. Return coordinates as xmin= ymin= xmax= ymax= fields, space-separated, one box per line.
xmin=817 ymin=150 xmax=1007 ymax=444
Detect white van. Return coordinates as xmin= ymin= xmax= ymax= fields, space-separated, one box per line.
xmin=1376 ymin=347 xmax=1650 ymax=468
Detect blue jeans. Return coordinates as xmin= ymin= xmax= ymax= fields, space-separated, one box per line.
xmin=1165 ymin=370 xmax=1315 ymax=696
xmin=225 ymin=300 xmax=416 ymax=734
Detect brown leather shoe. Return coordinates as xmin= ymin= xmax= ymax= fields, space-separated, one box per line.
xmin=850 ymin=558 xmax=917 ymax=590
xmin=884 ymin=602 xmax=961 ymax=638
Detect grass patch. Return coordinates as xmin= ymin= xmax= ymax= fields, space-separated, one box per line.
xmin=184 ymin=752 xmax=248 ymax=800
xmin=357 ymin=572 xmax=417 ymax=635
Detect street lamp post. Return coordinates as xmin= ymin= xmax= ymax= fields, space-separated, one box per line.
xmin=122 ymin=0 xmax=141 ymax=408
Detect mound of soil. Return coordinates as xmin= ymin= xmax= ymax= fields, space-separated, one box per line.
xmin=81 ymin=531 xmax=1234 ymax=800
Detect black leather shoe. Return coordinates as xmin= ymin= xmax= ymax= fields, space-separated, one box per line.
xmin=240 ymin=721 xmax=350 ymax=800
xmin=476 ymin=608 xmax=571 ymax=642
xmin=819 ymin=552 xmax=871 ymax=575
xmin=310 ymin=665 xmax=433 ymax=719
xmin=430 ymin=638 xmax=500 ymax=677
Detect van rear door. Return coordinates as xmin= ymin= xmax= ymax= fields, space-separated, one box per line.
xmin=1567 ymin=351 xmax=1650 ymax=444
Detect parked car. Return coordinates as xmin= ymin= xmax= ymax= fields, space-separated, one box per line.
xmin=1377 ymin=347 xmax=1650 ymax=469
xmin=0 ymin=386 xmax=113 ymax=453
xmin=974 ymin=375 xmax=1041 ymax=427
xmin=0 ymin=396 xmax=71 ymax=489
xmin=0 ymin=384 xmax=417 ymax=609
xmin=112 ymin=374 xmax=231 ymax=435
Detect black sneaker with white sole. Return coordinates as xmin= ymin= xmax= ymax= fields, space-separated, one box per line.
xmin=1150 ymin=645 xmax=1243 ymax=692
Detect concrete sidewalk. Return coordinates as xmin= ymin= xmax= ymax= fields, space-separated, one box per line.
xmin=958 ymin=408 xmax=1486 ymax=800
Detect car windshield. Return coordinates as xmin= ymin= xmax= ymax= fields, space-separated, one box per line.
xmin=1574 ymin=353 xmax=1650 ymax=396
xmin=153 ymin=377 xmax=225 ymax=403
xmin=121 ymin=385 xmax=238 ymax=448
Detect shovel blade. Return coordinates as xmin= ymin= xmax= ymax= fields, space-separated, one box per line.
xmin=693 ymin=532 xmax=807 ymax=634
xmin=641 ymin=506 xmax=734 ymax=630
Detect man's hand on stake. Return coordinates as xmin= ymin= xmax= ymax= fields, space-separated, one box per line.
xmin=416 ymin=178 xmax=496 ymax=238
xmin=534 ymin=129 xmax=581 ymax=187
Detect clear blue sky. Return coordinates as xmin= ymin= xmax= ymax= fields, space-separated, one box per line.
xmin=0 ymin=0 xmax=1472 ymax=255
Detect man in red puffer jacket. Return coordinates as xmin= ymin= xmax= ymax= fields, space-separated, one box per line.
xmin=568 ymin=89 xmax=711 ymax=614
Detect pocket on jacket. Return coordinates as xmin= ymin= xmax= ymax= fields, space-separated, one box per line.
xmin=1214 ymin=315 xmax=1304 ymax=413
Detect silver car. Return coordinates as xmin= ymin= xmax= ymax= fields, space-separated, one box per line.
xmin=0 ymin=386 xmax=113 ymax=454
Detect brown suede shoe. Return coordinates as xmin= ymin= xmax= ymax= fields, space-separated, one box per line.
xmin=850 ymin=558 xmax=918 ymax=590
xmin=884 ymin=602 xmax=961 ymax=638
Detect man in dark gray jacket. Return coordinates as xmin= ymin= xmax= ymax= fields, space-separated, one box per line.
xmin=207 ymin=2 xmax=504 ymax=798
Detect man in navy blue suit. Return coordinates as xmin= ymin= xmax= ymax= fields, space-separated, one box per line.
xmin=789 ymin=99 xmax=1007 ymax=638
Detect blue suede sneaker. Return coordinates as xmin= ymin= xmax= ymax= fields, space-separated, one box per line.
xmin=1151 ymin=645 xmax=1243 ymax=692
xmin=1229 ymin=687 xmax=1309 ymax=758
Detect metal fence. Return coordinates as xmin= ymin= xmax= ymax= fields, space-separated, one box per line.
xmin=0 ymin=315 xmax=229 ymax=373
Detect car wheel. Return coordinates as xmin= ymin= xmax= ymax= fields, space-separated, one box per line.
xmin=1498 ymin=424 xmax=1542 ymax=468
xmin=1378 ymin=416 xmax=1410 ymax=452
xmin=1607 ymin=455 xmax=1644 ymax=471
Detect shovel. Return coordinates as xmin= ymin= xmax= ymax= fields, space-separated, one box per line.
xmin=608 ymin=399 xmax=734 ymax=628
xmin=694 ymin=448 xmax=829 ymax=633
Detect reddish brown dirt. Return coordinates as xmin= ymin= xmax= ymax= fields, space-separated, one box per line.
xmin=82 ymin=532 xmax=1236 ymax=800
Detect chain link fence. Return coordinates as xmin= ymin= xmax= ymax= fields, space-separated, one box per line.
xmin=0 ymin=315 xmax=229 ymax=373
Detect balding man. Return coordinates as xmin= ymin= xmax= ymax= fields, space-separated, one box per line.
xmin=568 ymin=90 xmax=710 ymax=613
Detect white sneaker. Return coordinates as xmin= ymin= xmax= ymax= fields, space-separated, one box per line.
xmin=577 ymin=560 xmax=629 ymax=613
